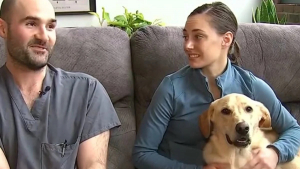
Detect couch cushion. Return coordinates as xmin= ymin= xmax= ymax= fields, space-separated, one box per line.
xmin=131 ymin=24 xmax=300 ymax=129
xmin=236 ymin=23 xmax=300 ymax=103
xmin=0 ymin=27 xmax=136 ymax=169
xmin=130 ymin=26 xmax=188 ymax=129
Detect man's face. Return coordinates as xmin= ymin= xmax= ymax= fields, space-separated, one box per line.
xmin=5 ymin=0 xmax=57 ymax=70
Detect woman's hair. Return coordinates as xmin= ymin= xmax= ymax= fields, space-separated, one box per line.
xmin=188 ymin=1 xmax=240 ymax=65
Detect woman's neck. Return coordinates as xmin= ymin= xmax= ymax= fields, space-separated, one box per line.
xmin=202 ymin=56 xmax=228 ymax=80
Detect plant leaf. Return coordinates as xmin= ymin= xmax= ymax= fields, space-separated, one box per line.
xmin=125 ymin=27 xmax=132 ymax=37
xmin=135 ymin=13 xmax=144 ymax=20
xmin=89 ymin=12 xmax=103 ymax=26
xmin=123 ymin=6 xmax=129 ymax=20
xmin=151 ymin=19 xmax=163 ymax=25
xmin=114 ymin=15 xmax=128 ymax=24
xmin=260 ymin=0 xmax=270 ymax=23
xmin=279 ymin=14 xmax=287 ymax=25
xmin=266 ymin=0 xmax=277 ymax=23
xmin=252 ymin=7 xmax=257 ymax=23
xmin=255 ymin=6 xmax=261 ymax=23
xmin=102 ymin=7 xmax=111 ymax=22
xmin=107 ymin=21 xmax=127 ymax=27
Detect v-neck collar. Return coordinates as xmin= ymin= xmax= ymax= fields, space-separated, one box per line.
xmin=1 ymin=64 xmax=55 ymax=123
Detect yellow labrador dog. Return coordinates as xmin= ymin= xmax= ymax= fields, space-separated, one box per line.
xmin=199 ymin=93 xmax=300 ymax=169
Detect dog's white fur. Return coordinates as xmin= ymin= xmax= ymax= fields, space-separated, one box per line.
xmin=199 ymin=93 xmax=300 ymax=169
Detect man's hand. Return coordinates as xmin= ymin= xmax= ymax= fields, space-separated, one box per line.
xmin=242 ymin=147 xmax=279 ymax=169
xmin=204 ymin=163 xmax=230 ymax=169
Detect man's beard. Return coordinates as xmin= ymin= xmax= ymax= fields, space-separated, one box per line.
xmin=6 ymin=30 xmax=53 ymax=71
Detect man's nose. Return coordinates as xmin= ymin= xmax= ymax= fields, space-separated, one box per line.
xmin=235 ymin=121 xmax=249 ymax=135
xmin=34 ymin=27 xmax=49 ymax=42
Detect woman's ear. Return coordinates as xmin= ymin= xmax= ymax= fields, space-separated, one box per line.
xmin=221 ymin=31 xmax=233 ymax=48
xmin=0 ymin=18 xmax=8 ymax=39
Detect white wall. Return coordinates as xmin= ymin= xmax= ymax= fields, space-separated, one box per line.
xmin=0 ymin=0 xmax=261 ymax=27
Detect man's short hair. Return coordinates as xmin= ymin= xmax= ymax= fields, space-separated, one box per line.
xmin=0 ymin=0 xmax=16 ymax=22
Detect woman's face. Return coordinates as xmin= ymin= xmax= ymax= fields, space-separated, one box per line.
xmin=183 ymin=14 xmax=226 ymax=69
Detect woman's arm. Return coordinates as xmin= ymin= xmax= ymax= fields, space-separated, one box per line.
xmin=251 ymin=74 xmax=300 ymax=163
xmin=132 ymin=77 xmax=202 ymax=169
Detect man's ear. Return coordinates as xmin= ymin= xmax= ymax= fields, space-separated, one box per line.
xmin=0 ymin=18 xmax=8 ymax=39
xmin=199 ymin=103 xmax=215 ymax=138
xmin=257 ymin=102 xmax=272 ymax=128
xmin=221 ymin=31 xmax=233 ymax=48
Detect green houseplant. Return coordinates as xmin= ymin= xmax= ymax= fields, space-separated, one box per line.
xmin=252 ymin=0 xmax=287 ymax=24
xmin=89 ymin=7 xmax=164 ymax=37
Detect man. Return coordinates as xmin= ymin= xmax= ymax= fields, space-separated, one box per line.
xmin=0 ymin=0 xmax=121 ymax=168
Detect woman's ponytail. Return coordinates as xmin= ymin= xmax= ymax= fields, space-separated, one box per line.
xmin=228 ymin=40 xmax=241 ymax=66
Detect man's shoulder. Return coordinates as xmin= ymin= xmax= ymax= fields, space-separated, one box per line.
xmin=49 ymin=64 xmax=99 ymax=85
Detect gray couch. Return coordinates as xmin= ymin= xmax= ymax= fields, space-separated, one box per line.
xmin=0 ymin=23 xmax=299 ymax=169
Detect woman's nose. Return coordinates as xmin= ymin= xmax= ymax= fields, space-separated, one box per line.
xmin=184 ymin=40 xmax=194 ymax=51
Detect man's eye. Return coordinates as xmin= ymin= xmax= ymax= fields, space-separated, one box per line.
xmin=48 ymin=24 xmax=56 ymax=29
xmin=26 ymin=22 xmax=36 ymax=27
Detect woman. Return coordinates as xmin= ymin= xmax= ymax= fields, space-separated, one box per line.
xmin=132 ymin=2 xmax=300 ymax=169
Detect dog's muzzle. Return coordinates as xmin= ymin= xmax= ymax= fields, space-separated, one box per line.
xmin=226 ymin=121 xmax=251 ymax=148
xmin=226 ymin=134 xmax=251 ymax=148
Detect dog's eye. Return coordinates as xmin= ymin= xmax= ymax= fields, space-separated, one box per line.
xmin=245 ymin=106 xmax=253 ymax=112
xmin=221 ymin=108 xmax=231 ymax=115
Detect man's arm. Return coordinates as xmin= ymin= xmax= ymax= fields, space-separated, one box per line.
xmin=77 ymin=130 xmax=110 ymax=169
xmin=77 ymin=79 xmax=120 ymax=169
xmin=0 ymin=140 xmax=9 ymax=169
xmin=0 ymin=149 xmax=9 ymax=169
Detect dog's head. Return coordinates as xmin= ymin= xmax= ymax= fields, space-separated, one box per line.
xmin=199 ymin=93 xmax=271 ymax=148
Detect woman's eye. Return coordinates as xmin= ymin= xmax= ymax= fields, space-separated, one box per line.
xmin=195 ymin=35 xmax=202 ymax=39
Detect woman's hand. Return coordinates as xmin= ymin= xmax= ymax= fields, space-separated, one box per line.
xmin=204 ymin=163 xmax=230 ymax=169
xmin=242 ymin=147 xmax=279 ymax=169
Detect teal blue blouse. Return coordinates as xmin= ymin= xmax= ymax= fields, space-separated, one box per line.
xmin=132 ymin=60 xmax=300 ymax=169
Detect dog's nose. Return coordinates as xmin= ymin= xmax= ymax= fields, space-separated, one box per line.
xmin=235 ymin=122 xmax=249 ymax=135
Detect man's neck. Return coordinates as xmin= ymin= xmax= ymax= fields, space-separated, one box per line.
xmin=6 ymin=58 xmax=46 ymax=93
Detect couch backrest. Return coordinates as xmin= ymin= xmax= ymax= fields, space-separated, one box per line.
xmin=130 ymin=26 xmax=188 ymax=129
xmin=236 ymin=23 xmax=300 ymax=103
xmin=131 ymin=23 xmax=300 ymax=129
xmin=0 ymin=27 xmax=136 ymax=169
xmin=236 ymin=23 xmax=300 ymax=121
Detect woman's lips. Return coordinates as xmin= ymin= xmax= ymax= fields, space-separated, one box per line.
xmin=189 ymin=54 xmax=200 ymax=58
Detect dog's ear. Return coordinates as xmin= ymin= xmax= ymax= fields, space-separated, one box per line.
xmin=199 ymin=103 xmax=214 ymax=138
xmin=257 ymin=102 xmax=272 ymax=128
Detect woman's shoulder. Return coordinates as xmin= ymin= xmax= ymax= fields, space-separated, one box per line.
xmin=158 ymin=65 xmax=196 ymax=97
xmin=166 ymin=65 xmax=194 ymax=81
xmin=232 ymin=64 xmax=258 ymax=82
xmin=231 ymin=65 xmax=270 ymax=93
